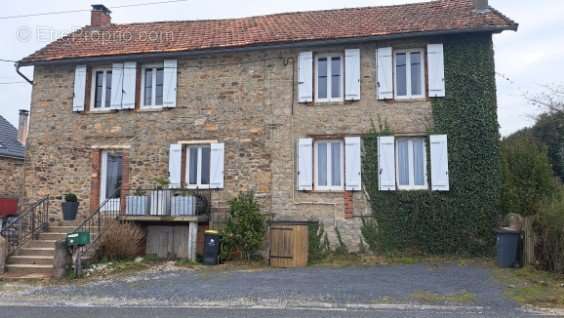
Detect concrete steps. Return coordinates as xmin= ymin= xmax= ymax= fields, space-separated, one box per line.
xmin=8 ymin=255 xmax=53 ymax=265
xmin=18 ymin=247 xmax=55 ymax=256
xmin=5 ymin=264 xmax=53 ymax=275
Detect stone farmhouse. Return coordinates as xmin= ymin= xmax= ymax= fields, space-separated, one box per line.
xmin=9 ymin=0 xmax=516 ymax=273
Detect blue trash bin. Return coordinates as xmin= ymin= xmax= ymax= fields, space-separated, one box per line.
xmin=495 ymin=229 xmax=521 ymax=268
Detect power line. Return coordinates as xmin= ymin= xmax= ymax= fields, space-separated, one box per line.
xmin=0 ymin=0 xmax=189 ymax=20
xmin=0 ymin=81 xmax=28 ymax=85
xmin=0 ymin=59 xmax=16 ymax=63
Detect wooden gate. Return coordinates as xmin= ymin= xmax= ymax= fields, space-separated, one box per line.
xmin=270 ymin=222 xmax=308 ymax=268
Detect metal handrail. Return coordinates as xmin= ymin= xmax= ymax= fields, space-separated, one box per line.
xmin=0 ymin=196 xmax=50 ymax=255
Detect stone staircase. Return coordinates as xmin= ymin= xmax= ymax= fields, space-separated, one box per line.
xmin=5 ymin=225 xmax=76 ymax=278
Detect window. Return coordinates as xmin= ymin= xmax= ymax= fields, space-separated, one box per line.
xmin=315 ymin=54 xmax=343 ymax=102
xmin=100 ymin=151 xmax=123 ymax=211
xmin=394 ymin=49 xmax=425 ymax=99
xmin=141 ymin=63 xmax=165 ymax=108
xmin=396 ymin=137 xmax=427 ymax=190
xmin=314 ymin=140 xmax=344 ymax=191
xmin=186 ymin=145 xmax=211 ymax=188
xmin=91 ymin=68 xmax=112 ymax=109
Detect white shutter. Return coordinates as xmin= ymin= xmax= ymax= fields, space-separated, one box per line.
xmin=345 ymin=136 xmax=362 ymax=191
xmin=297 ymin=138 xmax=313 ymax=191
xmin=378 ymin=136 xmax=396 ymax=191
xmin=210 ymin=143 xmax=225 ymax=189
xmin=163 ymin=59 xmax=178 ymax=108
xmin=430 ymin=134 xmax=449 ymax=191
xmin=427 ymin=44 xmax=446 ymax=97
xmin=298 ymin=51 xmax=313 ymax=103
xmin=110 ymin=63 xmax=124 ymax=109
xmin=168 ymin=144 xmax=182 ymax=188
xmin=345 ymin=49 xmax=361 ymax=101
xmin=122 ymin=62 xmax=136 ymax=109
xmin=72 ymin=65 xmax=87 ymax=112
xmin=376 ymin=47 xmax=393 ymax=100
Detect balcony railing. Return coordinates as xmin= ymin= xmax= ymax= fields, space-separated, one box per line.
xmin=123 ymin=188 xmax=212 ymax=217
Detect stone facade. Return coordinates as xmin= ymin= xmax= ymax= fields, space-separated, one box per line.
xmin=24 ymin=36 xmax=441 ymax=250
xmin=0 ymin=157 xmax=24 ymax=198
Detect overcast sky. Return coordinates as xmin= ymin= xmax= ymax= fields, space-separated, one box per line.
xmin=1 ymin=0 xmax=562 ymax=136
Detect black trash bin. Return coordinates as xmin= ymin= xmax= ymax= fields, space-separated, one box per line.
xmin=495 ymin=229 xmax=522 ymax=268
xmin=203 ymin=230 xmax=221 ymax=265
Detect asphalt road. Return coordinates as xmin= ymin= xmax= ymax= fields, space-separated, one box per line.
xmin=0 ymin=306 xmax=545 ymax=318
xmin=0 ymin=264 xmax=554 ymax=317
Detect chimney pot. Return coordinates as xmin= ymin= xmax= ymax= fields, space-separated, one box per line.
xmin=91 ymin=4 xmax=112 ymax=27
xmin=473 ymin=0 xmax=489 ymax=12
xmin=17 ymin=109 xmax=29 ymax=146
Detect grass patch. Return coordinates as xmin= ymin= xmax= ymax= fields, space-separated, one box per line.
xmin=493 ymin=266 xmax=564 ymax=308
xmin=410 ymin=290 xmax=476 ymax=305
xmin=175 ymin=259 xmax=199 ymax=268
xmin=310 ymin=253 xmax=490 ymax=268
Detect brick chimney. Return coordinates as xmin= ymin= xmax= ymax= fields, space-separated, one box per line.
xmin=473 ymin=0 xmax=489 ymax=12
xmin=91 ymin=4 xmax=112 ymax=27
xmin=17 ymin=109 xmax=29 ymax=146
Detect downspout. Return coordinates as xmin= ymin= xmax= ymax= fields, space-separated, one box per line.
xmin=15 ymin=62 xmax=33 ymax=85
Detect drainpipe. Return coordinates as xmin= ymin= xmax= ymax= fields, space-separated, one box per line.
xmin=15 ymin=62 xmax=33 ymax=85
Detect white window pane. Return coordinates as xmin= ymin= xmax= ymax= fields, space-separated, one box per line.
xmin=188 ymin=148 xmax=198 ymax=185
xmin=105 ymin=71 xmax=112 ymax=107
xmin=201 ymin=147 xmax=211 ymax=185
xmin=331 ymin=57 xmax=341 ymax=98
xmin=94 ymin=71 xmax=104 ymax=108
xmin=155 ymin=68 xmax=164 ymax=106
xmin=144 ymin=69 xmax=153 ymax=105
xmin=410 ymin=52 xmax=422 ymax=96
xmin=398 ymin=139 xmax=410 ymax=185
xmin=396 ymin=53 xmax=407 ymax=96
xmin=331 ymin=142 xmax=341 ymax=186
xmin=318 ymin=58 xmax=327 ymax=99
xmin=413 ymin=139 xmax=425 ymax=186
xmin=105 ymin=153 xmax=122 ymax=199
xmin=317 ymin=143 xmax=327 ymax=186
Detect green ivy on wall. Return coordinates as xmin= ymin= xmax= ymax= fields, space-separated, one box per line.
xmin=362 ymin=33 xmax=502 ymax=255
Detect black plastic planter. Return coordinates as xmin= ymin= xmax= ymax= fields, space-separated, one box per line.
xmin=62 ymin=202 xmax=79 ymax=221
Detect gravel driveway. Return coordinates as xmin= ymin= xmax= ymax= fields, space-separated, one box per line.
xmin=0 ymin=263 xmax=553 ymax=317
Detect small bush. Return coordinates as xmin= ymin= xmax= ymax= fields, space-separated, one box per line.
xmin=308 ymin=222 xmax=329 ymax=264
xmin=535 ymin=188 xmax=564 ymax=273
xmin=222 ymin=192 xmax=266 ymax=261
xmin=501 ymin=135 xmax=557 ymax=217
xmin=360 ymin=217 xmax=379 ymax=253
xmin=97 ymin=220 xmax=145 ymax=260
xmin=64 ymin=193 xmax=78 ymax=202
xmin=334 ymin=226 xmax=349 ymax=255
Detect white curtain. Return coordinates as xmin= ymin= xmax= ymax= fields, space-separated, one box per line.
xmin=331 ymin=142 xmax=341 ymax=186
xmin=317 ymin=143 xmax=327 ymax=186
xmin=398 ymin=139 xmax=410 ymax=185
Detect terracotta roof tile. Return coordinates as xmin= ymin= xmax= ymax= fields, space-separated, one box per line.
xmin=19 ymin=0 xmax=517 ymax=65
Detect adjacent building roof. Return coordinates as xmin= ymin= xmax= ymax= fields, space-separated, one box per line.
xmin=0 ymin=115 xmax=24 ymax=159
xmin=19 ymin=0 xmax=517 ymax=65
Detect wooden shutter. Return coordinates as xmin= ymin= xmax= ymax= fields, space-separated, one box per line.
xmin=430 ymin=134 xmax=449 ymax=191
xmin=168 ymin=144 xmax=182 ymax=188
xmin=427 ymin=44 xmax=446 ymax=97
xmin=298 ymin=52 xmax=313 ymax=103
xmin=122 ymin=62 xmax=137 ymax=109
xmin=210 ymin=143 xmax=225 ymax=189
xmin=376 ymin=47 xmax=393 ymax=100
xmin=110 ymin=63 xmax=124 ymax=109
xmin=297 ymin=138 xmax=313 ymax=191
xmin=345 ymin=137 xmax=362 ymax=191
xmin=73 ymin=65 xmax=87 ymax=112
xmin=163 ymin=59 xmax=178 ymax=108
xmin=378 ymin=136 xmax=396 ymax=191
xmin=345 ymin=49 xmax=361 ymax=101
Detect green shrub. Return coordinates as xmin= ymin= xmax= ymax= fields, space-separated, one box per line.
xmin=334 ymin=227 xmax=349 ymax=255
xmin=501 ymin=135 xmax=557 ymax=216
xmin=64 ymin=193 xmax=78 ymax=202
xmin=360 ymin=217 xmax=379 ymax=253
xmin=221 ymin=192 xmax=266 ymax=261
xmin=535 ymin=188 xmax=564 ymax=273
xmin=308 ymin=221 xmax=329 ymax=264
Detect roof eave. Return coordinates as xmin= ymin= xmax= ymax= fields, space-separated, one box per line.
xmin=18 ymin=26 xmax=518 ymax=66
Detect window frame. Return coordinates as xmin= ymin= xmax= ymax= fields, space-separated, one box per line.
xmin=314 ymin=139 xmax=345 ymax=191
xmin=185 ymin=144 xmax=212 ymax=189
xmin=90 ymin=67 xmax=113 ymax=111
xmin=315 ymin=53 xmax=344 ymax=103
xmin=395 ymin=137 xmax=428 ymax=191
xmin=393 ymin=48 xmax=426 ymax=100
xmin=140 ymin=62 xmax=165 ymax=109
